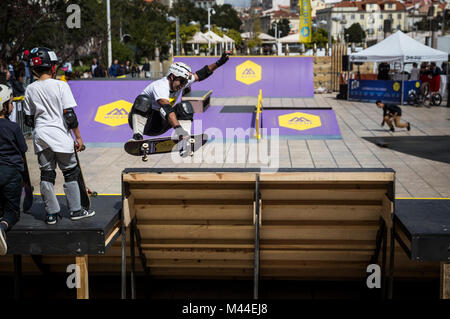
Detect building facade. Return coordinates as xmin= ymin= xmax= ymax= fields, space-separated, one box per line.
xmin=316 ymin=1 xmax=407 ymax=42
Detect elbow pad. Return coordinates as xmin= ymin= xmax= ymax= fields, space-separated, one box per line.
xmin=159 ymin=103 xmax=174 ymax=121
xmin=195 ymin=65 xmax=213 ymax=82
xmin=63 ymin=108 xmax=78 ymax=129
xmin=24 ymin=115 xmax=35 ymax=128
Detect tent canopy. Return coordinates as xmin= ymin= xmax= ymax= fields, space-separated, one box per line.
xmin=241 ymin=32 xmax=276 ymax=43
xmin=278 ymin=33 xmax=301 ymax=44
xmin=186 ymin=32 xmax=209 ymax=44
xmin=350 ymin=31 xmax=448 ymax=63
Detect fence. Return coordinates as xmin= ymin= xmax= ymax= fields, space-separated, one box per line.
xmin=11 ymin=96 xmax=32 ymax=137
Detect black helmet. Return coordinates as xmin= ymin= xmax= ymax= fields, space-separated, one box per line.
xmin=29 ymin=47 xmax=59 ymax=68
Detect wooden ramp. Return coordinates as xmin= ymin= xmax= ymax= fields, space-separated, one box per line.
xmin=122 ymin=168 xmax=398 ymax=298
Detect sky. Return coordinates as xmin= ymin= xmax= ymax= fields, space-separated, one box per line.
xmin=223 ymin=0 xmax=251 ymax=7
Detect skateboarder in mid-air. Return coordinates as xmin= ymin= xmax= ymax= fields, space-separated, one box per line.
xmin=23 ymin=47 xmax=95 ymax=225
xmin=128 ymin=51 xmax=231 ymax=156
xmin=376 ymin=100 xmax=411 ymax=132
xmin=0 ymin=84 xmax=28 ymax=255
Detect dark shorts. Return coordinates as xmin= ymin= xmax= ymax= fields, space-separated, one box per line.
xmin=0 ymin=165 xmax=22 ymax=229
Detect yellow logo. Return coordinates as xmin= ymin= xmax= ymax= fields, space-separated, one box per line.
xmin=94 ymin=100 xmax=132 ymax=127
xmin=278 ymin=112 xmax=321 ymax=131
xmin=236 ymin=60 xmax=261 ymax=85
xmin=393 ymin=82 xmax=401 ymax=92
xmin=415 ymin=81 xmax=420 ymax=88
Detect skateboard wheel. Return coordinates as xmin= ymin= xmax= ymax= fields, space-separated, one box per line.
xmin=142 ymin=143 xmax=149 ymax=148
xmin=142 ymin=156 xmax=148 ymax=162
xmin=189 ymin=138 xmax=195 ymax=143
xmin=189 ymin=151 xmax=194 ymax=156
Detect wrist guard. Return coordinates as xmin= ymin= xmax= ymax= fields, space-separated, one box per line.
xmin=215 ymin=52 xmax=229 ymax=67
xmin=195 ymin=65 xmax=213 ymax=82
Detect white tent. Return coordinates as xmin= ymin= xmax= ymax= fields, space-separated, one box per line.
xmin=350 ymin=31 xmax=447 ymax=63
xmin=278 ymin=33 xmax=301 ymax=44
xmin=241 ymin=32 xmax=276 ymax=43
xmin=221 ymin=34 xmax=235 ymax=51
xmin=186 ymin=32 xmax=209 ymax=45
xmin=203 ymin=30 xmax=225 ymax=55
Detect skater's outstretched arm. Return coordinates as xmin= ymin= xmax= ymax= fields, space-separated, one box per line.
xmin=192 ymin=51 xmax=231 ymax=82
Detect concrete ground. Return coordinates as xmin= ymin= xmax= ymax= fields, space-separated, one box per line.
xmin=25 ymin=94 xmax=450 ymax=198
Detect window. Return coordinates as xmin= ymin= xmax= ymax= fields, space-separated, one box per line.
xmin=389 ymin=14 xmax=392 ymax=19
xmin=360 ymin=14 xmax=364 ymax=19
xmin=388 ymin=4 xmax=393 ymax=9
xmin=397 ymin=13 xmax=402 ymax=19
xmin=380 ymin=14 xmax=383 ymax=19
xmin=351 ymin=14 xmax=355 ymax=20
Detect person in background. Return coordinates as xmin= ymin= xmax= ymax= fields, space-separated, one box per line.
xmin=376 ymin=100 xmax=410 ymax=132
xmin=0 ymin=84 xmax=27 ymax=255
xmin=125 ymin=61 xmax=131 ymax=74
xmin=61 ymin=59 xmax=73 ymax=81
xmin=131 ymin=63 xmax=140 ymax=78
xmin=142 ymin=57 xmax=151 ymax=78
xmin=108 ymin=59 xmax=119 ymax=77
xmin=377 ymin=62 xmax=390 ymax=80
xmin=409 ymin=62 xmax=419 ymax=81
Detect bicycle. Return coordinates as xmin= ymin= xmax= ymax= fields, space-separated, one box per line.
xmin=407 ymin=90 xmax=442 ymax=107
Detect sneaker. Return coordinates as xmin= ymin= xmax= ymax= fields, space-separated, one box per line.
xmin=390 ymin=127 xmax=395 ymax=132
xmin=407 ymin=122 xmax=411 ymax=131
xmin=132 ymin=133 xmax=143 ymax=141
xmin=46 ymin=213 xmax=59 ymax=225
xmin=70 ymin=209 xmax=95 ymax=221
xmin=0 ymin=224 xmax=7 ymax=256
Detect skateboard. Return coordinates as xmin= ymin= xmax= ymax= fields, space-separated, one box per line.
xmin=20 ymin=154 xmax=33 ymax=213
xmin=124 ymin=134 xmax=208 ymax=162
xmin=74 ymin=144 xmax=97 ymax=210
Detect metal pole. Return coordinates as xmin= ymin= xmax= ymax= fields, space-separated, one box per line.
xmin=176 ymin=16 xmax=180 ymax=56
xmin=106 ymin=0 xmax=112 ymax=68
xmin=208 ymin=9 xmax=211 ymax=54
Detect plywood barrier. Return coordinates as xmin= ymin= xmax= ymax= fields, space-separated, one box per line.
xmin=118 ymin=168 xmax=439 ymax=287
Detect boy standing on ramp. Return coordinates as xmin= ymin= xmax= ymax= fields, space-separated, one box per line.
xmin=128 ymin=51 xmax=231 ymax=156
xmin=0 ymin=84 xmax=27 ymax=255
xmin=376 ymin=100 xmax=411 ymax=132
xmin=23 ymin=47 xmax=95 ymax=225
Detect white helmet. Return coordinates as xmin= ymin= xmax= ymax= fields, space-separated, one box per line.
xmin=0 ymin=84 xmax=13 ymax=107
xmin=167 ymin=62 xmax=191 ymax=80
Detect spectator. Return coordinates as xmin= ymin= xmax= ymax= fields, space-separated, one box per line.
xmin=11 ymin=73 xmax=25 ymax=97
xmin=61 ymin=59 xmax=73 ymax=80
xmin=21 ymin=50 xmax=33 ymax=87
xmin=409 ymin=62 xmax=419 ymax=81
xmin=377 ymin=62 xmax=390 ymax=80
xmin=419 ymin=62 xmax=432 ymax=96
xmin=125 ymin=60 xmax=131 ymax=74
xmin=430 ymin=62 xmax=441 ymax=93
xmin=142 ymin=57 xmax=151 ymax=78
xmin=131 ymin=63 xmax=140 ymax=78
xmin=441 ymin=62 xmax=448 ymax=75
xmin=92 ymin=58 xmax=105 ymax=78
xmin=117 ymin=62 xmax=126 ymax=76
xmin=109 ymin=59 xmax=119 ymax=77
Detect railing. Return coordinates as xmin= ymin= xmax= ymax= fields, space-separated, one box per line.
xmin=11 ymin=96 xmax=32 ymax=137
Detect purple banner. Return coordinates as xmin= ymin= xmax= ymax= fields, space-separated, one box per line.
xmin=175 ymin=56 xmax=314 ymax=98
xmin=67 ymin=79 xmax=339 ymax=144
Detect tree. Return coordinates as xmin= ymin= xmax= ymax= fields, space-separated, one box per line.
xmin=246 ymin=13 xmax=262 ymax=50
xmin=211 ymin=4 xmax=242 ymax=32
xmin=344 ymin=23 xmax=366 ymax=43
xmin=170 ymin=0 xmax=207 ymax=28
xmin=268 ymin=18 xmax=291 ymax=38
xmin=226 ymin=29 xmax=243 ymax=48
xmin=306 ymin=28 xmax=329 ymax=49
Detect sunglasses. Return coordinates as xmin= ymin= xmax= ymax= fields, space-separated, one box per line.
xmin=176 ymin=76 xmax=188 ymax=86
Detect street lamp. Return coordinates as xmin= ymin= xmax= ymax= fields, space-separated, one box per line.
xmin=207 ymin=8 xmax=216 ymax=54
xmin=319 ymin=19 xmax=331 ymax=55
xmin=167 ymin=16 xmax=180 ymax=56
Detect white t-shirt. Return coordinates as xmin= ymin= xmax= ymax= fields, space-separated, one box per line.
xmin=24 ymin=79 xmax=77 ymax=154
xmin=141 ymin=75 xmax=195 ymax=111
xmin=410 ymin=67 xmax=420 ymax=81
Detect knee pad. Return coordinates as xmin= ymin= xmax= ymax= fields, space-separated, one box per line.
xmin=62 ymin=166 xmax=80 ymax=183
xmin=174 ymin=101 xmax=194 ymax=121
xmin=132 ymin=94 xmax=153 ymax=116
xmin=41 ymin=170 xmax=56 ymax=185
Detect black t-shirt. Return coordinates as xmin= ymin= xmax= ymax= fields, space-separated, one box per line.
xmin=0 ymin=118 xmax=28 ymax=172
xmin=383 ymin=103 xmax=402 ymax=117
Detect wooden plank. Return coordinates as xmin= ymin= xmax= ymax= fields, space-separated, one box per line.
xmin=123 ymin=172 xmax=256 ymax=183
xmin=105 ymin=222 xmax=121 ymax=247
xmin=137 ymin=224 xmax=378 ymax=241
xmin=143 ymin=249 xmax=372 ymax=262
xmin=75 ymin=255 xmax=89 ymax=300
xmin=262 ymin=204 xmax=382 ymax=221
xmin=441 ymin=262 xmax=450 ymax=299
xmin=260 ymin=189 xmax=386 ymax=201
xmin=259 ymin=172 xmax=394 ymax=182
xmin=381 ymin=194 xmax=393 ymax=228
xmin=123 ymin=195 xmax=135 ymax=227
xmin=131 ymin=189 xmax=254 ymax=200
